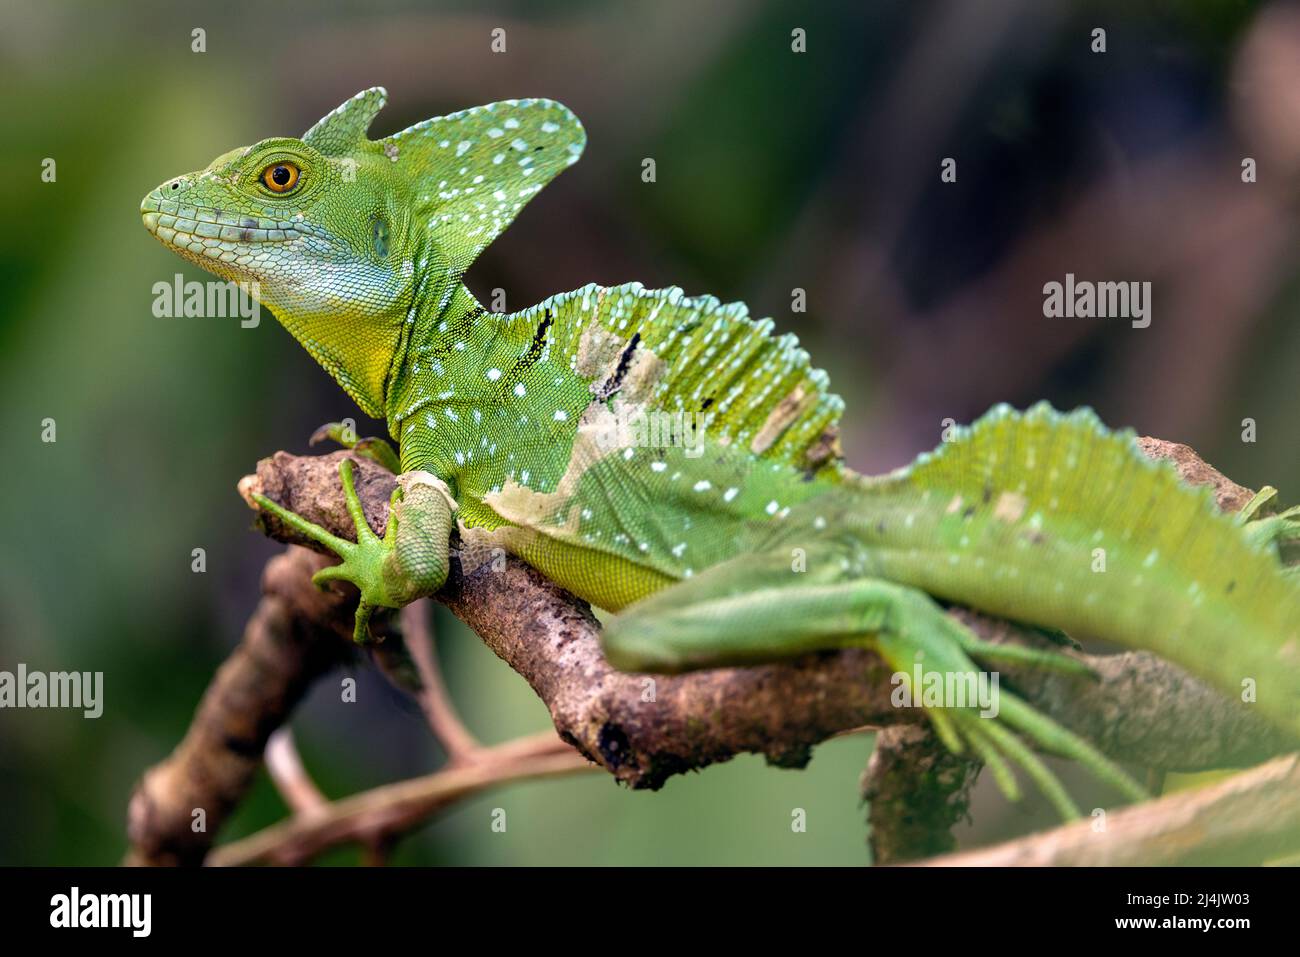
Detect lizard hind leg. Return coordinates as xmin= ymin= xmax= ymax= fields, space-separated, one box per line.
xmin=870 ymin=601 xmax=1148 ymax=817
xmin=601 ymin=553 xmax=1147 ymax=819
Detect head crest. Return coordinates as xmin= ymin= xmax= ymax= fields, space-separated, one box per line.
xmin=302 ymin=87 xmax=389 ymax=155
xmin=304 ymin=88 xmax=586 ymax=277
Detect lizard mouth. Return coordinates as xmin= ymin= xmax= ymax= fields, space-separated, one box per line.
xmin=140 ymin=192 xmax=313 ymax=263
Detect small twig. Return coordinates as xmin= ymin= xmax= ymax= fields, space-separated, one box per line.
xmin=401 ymin=600 xmax=481 ymax=764
xmin=208 ymin=732 xmax=593 ymax=866
xmin=264 ymin=728 xmax=328 ymax=816
xmin=265 ymin=726 xmax=401 ymax=864
xmin=920 ymin=753 xmax=1300 ymax=866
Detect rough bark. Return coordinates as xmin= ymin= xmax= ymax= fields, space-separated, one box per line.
xmin=861 ymin=725 xmax=980 ymax=864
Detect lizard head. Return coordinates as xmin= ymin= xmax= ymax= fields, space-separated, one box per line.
xmin=141 ymin=87 xmax=585 ymax=417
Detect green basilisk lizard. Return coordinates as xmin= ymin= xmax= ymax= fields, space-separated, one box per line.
xmin=141 ymin=88 xmax=1300 ymax=818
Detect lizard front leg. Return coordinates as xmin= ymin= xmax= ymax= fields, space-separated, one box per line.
xmin=253 ymin=459 xmax=457 ymax=641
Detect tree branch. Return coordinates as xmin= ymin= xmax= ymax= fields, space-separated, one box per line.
xmin=126 ymin=434 xmax=1294 ymax=867
xmin=208 ymin=732 xmax=592 ymax=866
xmin=920 ymin=754 xmax=1300 ymax=866
xmin=240 ymin=449 xmax=1293 ymax=792
xmin=124 ymin=546 xmax=356 ymax=866
xmin=264 ymin=728 xmax=328 ymax=816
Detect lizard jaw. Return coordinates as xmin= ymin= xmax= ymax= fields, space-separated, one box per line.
xmin=138 ymin=187 xmax=341 ymax=294
xmin=140 ymin=192 xmax=311 ymax=260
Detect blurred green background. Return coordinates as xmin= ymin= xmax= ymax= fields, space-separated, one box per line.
xmin=2 ymin=0 xmax=1298 ymax=865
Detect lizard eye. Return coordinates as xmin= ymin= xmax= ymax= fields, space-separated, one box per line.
xmin=261 ymin=162 xmax=300 ymax=193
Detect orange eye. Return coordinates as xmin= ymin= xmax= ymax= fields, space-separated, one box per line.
xmin=262 ymin=162 xmax=300 ymax=193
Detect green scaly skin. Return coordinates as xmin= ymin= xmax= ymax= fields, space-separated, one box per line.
xmin=142 ymin=88 xmax=1300 ymax=820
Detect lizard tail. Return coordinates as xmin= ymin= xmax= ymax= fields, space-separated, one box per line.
xmin=855 ymin=402 xmax=1300 ymax=738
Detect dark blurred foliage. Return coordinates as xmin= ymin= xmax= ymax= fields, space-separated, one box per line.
xmin=0 ymin=0 xmax=1296 ymax=864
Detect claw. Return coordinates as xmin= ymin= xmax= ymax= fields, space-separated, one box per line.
xmin=1236 ymin=486 xmax=1279 ymax=524
xmin=353 ymin=602 xmax=376 ymax=644
xmin=880 ymin=616 xmax=1146 ymax=820
xmin=309 ymin=421 xmax=400 ymax=473
xmin=924 ymin=707 xmax=965 ymax=756
xmin=308 ymin=421 xmax=349 ymax=448
xmin=960 ymin=635 xmax=1096 ymax=679
xmin=998 ymin=693 xmax=1149 ymax=803
xmin=960 ymin=719 xmax=1021 ymax=802
xmin=975 ymin=713 xmax=1083 ymax=820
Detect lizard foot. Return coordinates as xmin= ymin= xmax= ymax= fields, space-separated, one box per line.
xmin=309 ymin=420 xmax=400 ymax=474
xmin=873 ymin=617 xmax=1149 ymax=822
xmin=253 ymin=458 xmax=404 ymax=642
xmin=1237 ymin=486 xmax=1300 ymax=571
